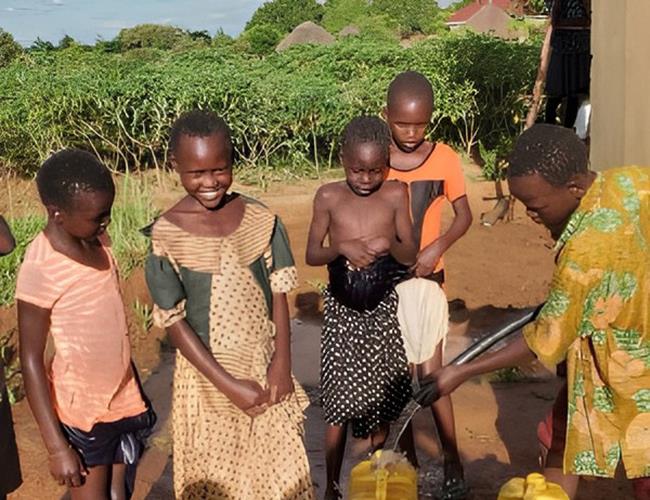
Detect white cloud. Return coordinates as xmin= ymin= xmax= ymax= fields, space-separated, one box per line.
xmin=208 ymin=12 xmax=226 ymax=19
xmin=52 ymin=0 xmax=64 ymax=5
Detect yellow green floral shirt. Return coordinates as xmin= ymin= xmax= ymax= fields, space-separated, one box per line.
xmin=523 ymin=166 xmax=649 ymax=479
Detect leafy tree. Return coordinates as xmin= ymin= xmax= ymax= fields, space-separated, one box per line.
xmin=246 ymin=0 xmax=325 ymax=35
xmin=95 ymin=38 xmax=121 ymax=53
xmin=30 ymin=37 xmax=55 ymax=52
xmin=322 ymin=0 xmax=369 ymax=33
xmin=188 ymin=30 xmax=211 ymax=43
xmin=117 ymin=24 xmax=187 ymax=51
xmin=370 ymin=0 xmax=443 ymax=35
xmin=212 ymin=29 xmax=235 ymax=48
xmin=0 ymin=29 xmax=22 ymax=67
xmin=58 ymin=35 xmax=76 ymax=49
xmin=241 ymin=24 xmax=283 ymax=55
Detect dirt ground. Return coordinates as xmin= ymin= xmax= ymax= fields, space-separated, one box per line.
xmin=4 ymin=165 xmax=635 ymax=499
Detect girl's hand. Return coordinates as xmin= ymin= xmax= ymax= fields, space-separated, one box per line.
xmin=48 ymin=446 xmax=87 ymax=488
xmin=229 ymin=379 xmax=269 ymax=416
xmin=363 ymin=236 xmax=391 ymax=256
xmin=267 ymin=356 xmax=294 ymax=405
xmin=338 ymin=239 xmax=377 ymax=268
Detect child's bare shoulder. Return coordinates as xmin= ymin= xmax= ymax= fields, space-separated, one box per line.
xmin=314 ymin=181 xmax=348 ymax=204
xmin=380 ymin=180 xmax=409 ymax=203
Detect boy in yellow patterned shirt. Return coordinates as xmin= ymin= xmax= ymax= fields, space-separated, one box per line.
xmin=425 ymin=125 xmax=649 ymax=499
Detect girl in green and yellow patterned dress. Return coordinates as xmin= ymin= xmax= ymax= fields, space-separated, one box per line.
xmin=145 ymin=110 xmax=313 ymax=499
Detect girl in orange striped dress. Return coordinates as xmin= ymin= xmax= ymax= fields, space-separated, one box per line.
xmin=17 ymin=150 xmax=155 ymax=499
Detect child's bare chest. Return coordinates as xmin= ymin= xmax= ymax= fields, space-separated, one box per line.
xmin=330 ymin=196 xmax=395 ymax=239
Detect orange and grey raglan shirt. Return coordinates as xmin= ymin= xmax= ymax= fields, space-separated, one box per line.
xmin=387 ymin=143 xmax=466 ymax=283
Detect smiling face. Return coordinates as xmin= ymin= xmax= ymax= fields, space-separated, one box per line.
xmin=342 ymin=142 xmax=388 ymax=196
xmin=385 ymin=97 xmax=433 ymax=153
xmin=57 ymin=189 xmax=114 ymax=242
xmin=508 ymin=172 xmax=585 ymax=240
xmin=172 ymin=132 xmax=233 ymax=210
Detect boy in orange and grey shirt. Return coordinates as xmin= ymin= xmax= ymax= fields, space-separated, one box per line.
xmin=385 ymin=71 xmax=472 ymax=499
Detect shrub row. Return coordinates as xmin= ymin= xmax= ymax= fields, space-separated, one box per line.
xmin=0 ymin=32 xmax=540 ymax=175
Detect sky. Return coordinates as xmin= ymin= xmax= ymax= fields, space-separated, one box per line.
xmin=0 ymin=0 xmax=456 ymax=46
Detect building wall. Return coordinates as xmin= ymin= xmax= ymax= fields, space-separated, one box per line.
xmin=590 ymin=0 xmax=650 ymax=170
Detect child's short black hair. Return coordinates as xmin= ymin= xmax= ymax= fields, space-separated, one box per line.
xmin=169 ymin=109 xmax=232 ymax=155
xmin=36 ymin=149 xmax=114 ymax=209
xmin=387 ymin=71 xmax=434 ymax=110
xmin=341 ymin=116 xmax=391 ymax=160
xmin=507 ymin=124 xmax=588 ymax=186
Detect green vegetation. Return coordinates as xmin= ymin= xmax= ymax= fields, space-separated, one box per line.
xmin=0 ymin=29 xmax=22 ymax=67
xmin=117 ymin=24 xmax=192 ymax=51
xmin=0 ymin=215 xmax=45 ymax=306
xmin=245 ymin=0 xmax=324 ymax=35
xmin=0 ymin=32 xmax=539 ymax=177
xmin=107 ymin=174 xmax=159 ymax=277
xmin=0 ymin=175 xmax=156 ymax=306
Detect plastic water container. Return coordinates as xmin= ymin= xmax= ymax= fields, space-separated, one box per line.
xmin=348 ymin=450 xmax=417 ymax=500
xmin=498 ymin=473 xmax=569 ymax=500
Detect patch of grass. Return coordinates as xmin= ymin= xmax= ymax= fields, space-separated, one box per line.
xmin=131 ymin=298 xmax=153 ymax=348
xmin=489 ymin=367 xmax=526 ymax=383
xmin=108 ymin=174 xmax=159 ymax=277
xmin=0 ymin=214 xmax=45 ymax=306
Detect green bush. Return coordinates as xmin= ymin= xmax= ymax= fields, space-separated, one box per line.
xmin=322 ymin=0 xmax=368 ymax=33
xmin=241 ymin=24 xmax=283 ymax=55
xmin=246 ymin=0 xmax=324 ymax=35
xmin=0 ymin=215 xmax=45 ymax=306
xmin=0 ymin=29 xmax=22 ymax=67
xmin=117 ymin=24 xmax=188 ymax=51
xmin=370 ymin=0 xmax=445 ymax=36
xmin=0 ymin=32 xmax=539 ymax=176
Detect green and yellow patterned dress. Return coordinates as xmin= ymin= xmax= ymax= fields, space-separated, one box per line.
xmin=523 ymin=166 xmax=649 ymax=479
xmin=145 ymin=195 xmax=313 ymax=499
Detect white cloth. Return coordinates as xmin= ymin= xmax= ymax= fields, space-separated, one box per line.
xmin=396 ymin=278 xmax=449 ymax=364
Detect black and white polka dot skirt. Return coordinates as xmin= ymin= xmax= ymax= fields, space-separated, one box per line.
xmin=320 ymin=287 xmax=412 ymax=439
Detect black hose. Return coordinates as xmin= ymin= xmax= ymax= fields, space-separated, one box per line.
xmin=412 ymin=304 xmax=544 ymax=407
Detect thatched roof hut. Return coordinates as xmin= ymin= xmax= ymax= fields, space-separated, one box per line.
xmin=276 ymin=21 xmax=335 ymax=52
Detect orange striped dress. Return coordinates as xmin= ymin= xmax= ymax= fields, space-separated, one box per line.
xmin=145 ymin=196 xmax=313 ymax=499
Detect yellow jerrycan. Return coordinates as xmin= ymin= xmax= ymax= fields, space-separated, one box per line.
xmin=348 ymin=450 xmax=417 ymax=500
xmin=498 ymin=473 xmax=569 ymax=500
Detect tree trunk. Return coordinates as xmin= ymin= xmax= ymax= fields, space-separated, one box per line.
xmin=525 ymin=23 xmax=553 ymax=129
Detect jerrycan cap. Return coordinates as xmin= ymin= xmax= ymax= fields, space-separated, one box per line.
xmin=525 ymin=473 xmax=548 ymax=491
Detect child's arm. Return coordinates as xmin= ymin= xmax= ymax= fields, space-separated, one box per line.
xmin=389 ymin=182 xmax=418 ymax=266
xmin=0 ymin=215 xmax=15 ymax=256
xmin=413 ymin=195 xmax=472 ymax=277
xmin=166 ymin=319 xmax=269 ymax=415
xmin=306 ymin=186 xmax=338 ymax=266
xmin=306 ymin=186 xmax=378 ymax=268
xmin=425 ymin=334 xmax=536 ymax=399
xmin=18 ymin=300 xmax=88 ymax=488
xmin=267 ymin=292 xmax=294 ymax=404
